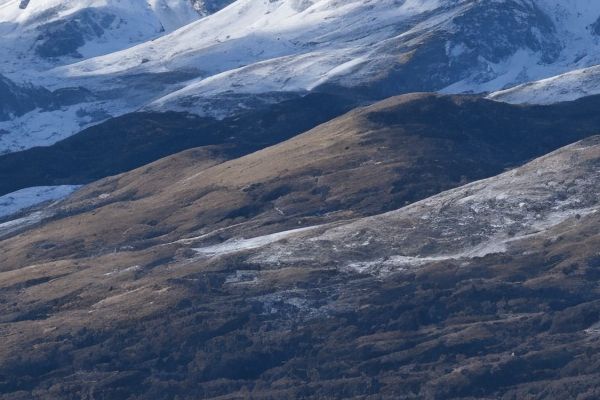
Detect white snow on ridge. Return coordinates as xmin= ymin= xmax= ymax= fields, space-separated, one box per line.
xmin=3 ymin=0 xmax=600 ymax=152
xmin=0 ymin=0 xmax=202 ymax=77
xmin=0 ymin=185 xmax=81 ymax=218
xmin=489 ymin=64 xmax=600 ymax=104
xmin=55 ymin=0 xmax=465 ymax=117
xmin=56 ymin=0 xmax=444 ymax=78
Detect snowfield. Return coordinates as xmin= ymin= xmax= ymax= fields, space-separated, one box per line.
xmin=0 ymin=0 xmax=203 ymax=76
xmin=2 ymin=0 xmax=600 ymax=153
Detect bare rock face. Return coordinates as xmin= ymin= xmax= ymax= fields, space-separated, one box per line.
xmin=33 ymin=9 xmax=118 ymax=59
xmin=0 ymin=74 xmax=53 ymax=120
xmin=190 ymin=0 xmax=235 ymax=15
xmin=351 ymin=0 xmax=562 ymax=98
xmin=591 ymin=15 xmax=600 ymax=35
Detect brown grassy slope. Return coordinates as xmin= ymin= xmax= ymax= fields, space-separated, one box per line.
xmin=1 ymin=136 xmax=600 ymax=399
xmin=4 ymin=93 xmax=600 ymax=271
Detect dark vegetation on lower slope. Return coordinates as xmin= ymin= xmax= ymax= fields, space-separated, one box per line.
xmin=3 ymin=94 xmax=600 ymax=399
xmin=2 ymin=137 xmax=600 ymax=399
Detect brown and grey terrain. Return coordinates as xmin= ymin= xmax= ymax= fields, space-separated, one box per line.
xmin=6 ymin=91 xmax=600 ymax=198
xmin=0 ymin=92 xmax=358 ymax=195
xmin=2 ymin=94 xmax=600 ymax=399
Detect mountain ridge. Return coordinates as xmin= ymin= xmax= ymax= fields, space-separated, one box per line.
xmin=5 ymin=0 xmax=600 ymax=156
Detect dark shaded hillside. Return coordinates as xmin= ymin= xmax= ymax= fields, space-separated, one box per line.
xmin=0 ymin=92 xmax=358 ymax=195
xmin=0 ymin=75 xmax=53 ymax=120
xmin=0 ymin=74 xmax=94 ymax=122
xmin=4 ymin=93 xmax=600 ymax=198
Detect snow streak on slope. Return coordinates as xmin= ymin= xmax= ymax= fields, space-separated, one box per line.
xmin=193 ymin=226 xmax=320 ymax=257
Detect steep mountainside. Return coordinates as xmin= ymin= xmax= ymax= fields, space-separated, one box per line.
xmin=1 ymin=114 xmax=600 ymax=398
xmin=0 ymin=0 xmax=231 ymax=71
xmin=4 ymin=0 xmax=600 ymax=156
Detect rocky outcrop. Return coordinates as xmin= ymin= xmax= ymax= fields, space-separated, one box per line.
xmin=0 ymin=75 xmax=53 ymax=121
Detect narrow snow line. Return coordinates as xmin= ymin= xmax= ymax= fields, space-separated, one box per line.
xmin=169 ymin=221 xmax=249 ymax=245
xmin=0 ymin=211 xmax=46 ymax=239
xmin=193 ymin=225 xmax=322 ymax=257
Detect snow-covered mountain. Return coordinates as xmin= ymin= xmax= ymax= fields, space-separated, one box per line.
xmin=0 ymin=0 xmax=236 ymax=73
xmin=0 ymin=0 xmax=200 ymax=74
xmin=57 ymin=0 xmax=600 ymax=108
xmin=55 ymin=0 xmax=564 ymax=113
xmin=0 ymin=0 xmax=239 ymax=153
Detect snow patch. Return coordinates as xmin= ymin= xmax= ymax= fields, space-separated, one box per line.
xmin=0 ymin=185 xmax=80 ymax=218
